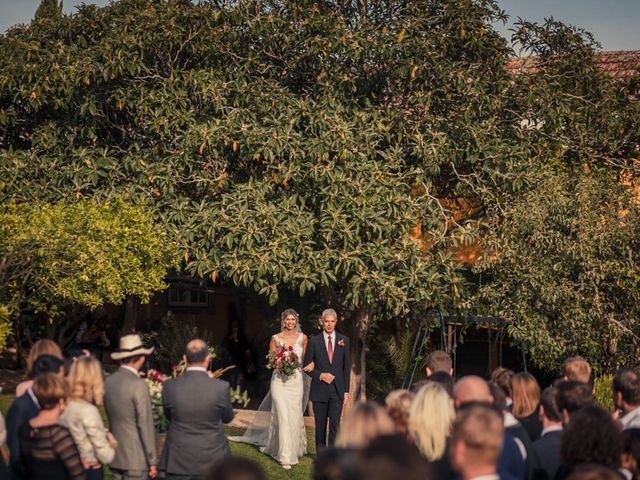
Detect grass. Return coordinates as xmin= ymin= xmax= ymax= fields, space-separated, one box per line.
xmin=1 ymin=394 xmax=313 ymax=479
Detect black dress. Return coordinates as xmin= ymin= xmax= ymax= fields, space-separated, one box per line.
xmin=517 ymin=406 xmax=543 ymax=442
xmin=19 ymin=424 xmax=87 ymax=480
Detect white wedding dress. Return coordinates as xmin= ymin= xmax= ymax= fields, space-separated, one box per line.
xmin=229 ymin=332 xmax=308 ymax=466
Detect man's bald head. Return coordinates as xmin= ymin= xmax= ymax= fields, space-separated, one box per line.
xmin=185 ymin=339 xmax=209 ymax=365
xmin=454 ymin=376 xmax=493 ymax=408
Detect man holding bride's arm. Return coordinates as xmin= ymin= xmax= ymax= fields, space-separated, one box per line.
xmin=303 ymin=308 xmax=351 ymax=449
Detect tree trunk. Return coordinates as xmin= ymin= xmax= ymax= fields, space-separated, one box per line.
xmin=344 ymin=304 xmax=372 ymax=405
xmin=122 ymin=295 xmax=139 ymax=334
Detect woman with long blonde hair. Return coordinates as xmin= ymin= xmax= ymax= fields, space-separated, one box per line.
xmin=408 ymin=382 xmax=456 ymax=478
xmin=512 ymin=372 xmax=542 ymax=441
xmin=61 ymin=356 xmax=116 ymax=480
xmin=16 ymin=339 xmax=64 ymax=397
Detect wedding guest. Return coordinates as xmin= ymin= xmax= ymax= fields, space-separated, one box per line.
xmin=0 ymin=411 xmax=8 ymax=478
xmin=7 ymin=354 xmax=65 ymax=478
xmin=313 ymin=447 xmax=356 ymax=480
xmin=17 ymin=373 xmax=86 ymax=480
xmin=408 ymin=382 xmax=455 ymax=479
xmin=160 ymin=339 xmax=234 ymax=478
xmin=556 ymin=405 xmax=622 ymax=480
xmin=561 ymin=356 xmax=592 ymax=384
xmin=353 ymin=434 xmax=431 ymax=480
xmin=62 ymin=356 xmax=116 ymax=480
xmin=567 ymin=466 xmax=622 ymax=480
xmin=492 ymin=367 xmax=515 ymax=410
xmin=206 ymin=457 xmax=265 ymax=480
xmin=555 ymin=381 xmax=594 ymax=424
xmin=613 ymin=369 xmax=640 ymax=430
xmin=15 ymin=339 xmax=63 ymax=397
xmin=620 ymin=428 xmax=640 ymax=480
xmin=450 ymin=404 xmax=506 ymax=480
xmin=512 ymin=373 xmax=542 ymax=441
xmin=532 ymin=387 xmax=563 ymax=480
xmin=104 ymin=334 xmax=157 ymax=480
xmin=335 ymin=402 xmax=395 ymax=448
xmin=426 ymin=350 xmax=454 ymax=377
xmin=385 ymin=389 xmax=415 ymax=438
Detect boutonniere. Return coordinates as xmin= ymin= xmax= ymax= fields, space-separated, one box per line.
xmin=337 ymin=339 xmax=345 ymax=347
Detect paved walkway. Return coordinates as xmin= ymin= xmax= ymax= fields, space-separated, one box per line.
xmin=230 ymin=409 xmax=315 ymax=429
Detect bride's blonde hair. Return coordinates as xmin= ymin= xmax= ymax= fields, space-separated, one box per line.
xmin=280 ymin=308 xmax=299 ymax=330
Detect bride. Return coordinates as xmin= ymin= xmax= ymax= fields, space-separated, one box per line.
xmin=230 ymin=308 xmax=311 ymax=469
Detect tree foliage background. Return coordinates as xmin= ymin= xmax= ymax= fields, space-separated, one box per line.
xmin=0 ymin=0 xmax=638 ymax=389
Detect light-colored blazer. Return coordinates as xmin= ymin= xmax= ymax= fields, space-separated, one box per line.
xmin=104 ymin=367 xmax=157 ymax=471
xmin=61 ymin=398 xmax=115 ymax=465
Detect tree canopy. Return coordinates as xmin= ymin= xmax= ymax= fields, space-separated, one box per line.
xmin=0 ymin=0 xmax=638 ymax=385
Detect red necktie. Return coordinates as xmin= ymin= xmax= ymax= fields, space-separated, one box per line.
xmin=327 ymin=336 xmax=334 ymax=364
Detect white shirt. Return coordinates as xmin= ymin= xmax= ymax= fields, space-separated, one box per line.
xmin=541 ymin=424 xmax=563 ymax=437
xmin=322 ymin=331 xmax=336 ymax=353
xmin=27 ymin=387 xmax=40 ymax=409
xmin=121 ymin=365 xmax=139 ymax=376
xmin=186 ymin=366 xmax=207 ymax=373
xmin=621 ymin=405 xmax=640 ymax=429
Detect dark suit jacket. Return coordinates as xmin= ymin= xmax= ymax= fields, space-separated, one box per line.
xmin=532 ymin=430 xmax=562 ymax=480
xmin=6 ymin=392 xmax=39 ymax=479
xmin=304 ymin=333 xmax=351 ymax=401
xmin=499 ymin=432 xmax=527 ymax=480
xmin=159 ymin=370 xmax=234 ymax=476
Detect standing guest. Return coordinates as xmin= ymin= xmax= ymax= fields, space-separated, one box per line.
xmin=426 ymin=350 xmax=454 ymax=377
xmin=561 ymin=356 xmax=592 ymax=385
xmin=104 ymin=334 xmax=157 ymax=480
xmin=352 ymin=434 xmax=432 ymax=480
xmin=557 ymin=405 xmax=622 ymax=480
xmin=450 ymin=404 xmax=513 ymax=480
xmin=613 ymin=369 xmax=640 ymax=430
xmin=335 ymin=402 xmax=395 ymax=449
xmin=492 ymin=368 xmax=515 ymax=410
xmin=304 ymin=309 xmax=351 ymax=449
xmin=6 ymin=354 xmax=65 ymax=479
xmin=313 ymin=448 xmax=356 ymax=480
xmin=512 ymin=373 xmax=542 ymax=441
xmin=454 ymin=376 xmax=526 ymax=480
xmin=0 ymin=411 xmax=8 ymax=478
xmin=619 ymin=428 xmax=640 ymax=480
xmin=17 ymin=373 xmax=86 ymax=480
xmin=206 ymin=457 xmax=266 ymax=480
xmin=159 ymin=339 xmax=234 ymax=479
xmin=62 ymin=356 xmax=117 ymax=480
xmin=385 ymin=389 xmax=415 ymax=438
xmin=532 ymin=387 xmax=563 ymax=480
xmin=567 ymin=466 xmax=622 ymax=480
xmin=555 ymin=381 xmax=594 ymax=425
xmin=408 ymin=382 xmax=455 ymax=479
xmin=15 ymin=339 xmax=64 ymax=398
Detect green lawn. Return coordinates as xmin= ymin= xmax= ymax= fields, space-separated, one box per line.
xmin=0 ymin=394 xmax=313 ymax=479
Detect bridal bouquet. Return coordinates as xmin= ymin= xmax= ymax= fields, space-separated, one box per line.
xmin=266 ymin=345 xmax=300 ymax=378
xmin=146 ymin=369 xmax=169 ymax=433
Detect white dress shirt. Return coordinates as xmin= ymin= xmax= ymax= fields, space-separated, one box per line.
xmin=121 ymin=365 xmax=139 ymax=376
xmin=322 ymin=331 xmax=336 ymax=353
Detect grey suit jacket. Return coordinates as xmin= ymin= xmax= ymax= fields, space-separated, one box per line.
xmin=159 ymin=370 xmax=234 ymax=476
xmin=104 ymin=367 xmax=158 ymax=471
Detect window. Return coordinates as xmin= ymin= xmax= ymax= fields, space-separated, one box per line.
xmin=167 ymin=282 xmax=209 ymax=308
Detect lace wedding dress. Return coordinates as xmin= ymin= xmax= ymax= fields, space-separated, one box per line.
xmin=229 ymin=332 xmax=308 ymax=466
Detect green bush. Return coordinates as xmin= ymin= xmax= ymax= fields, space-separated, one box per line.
xmin=593 ymin=374 xmax=614 ymax=412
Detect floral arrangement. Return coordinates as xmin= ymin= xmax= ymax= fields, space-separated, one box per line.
xmin=266 ymin=345 xmax=300 ymax=378
xmin=146 ymin=368 xmax=169 ymax=433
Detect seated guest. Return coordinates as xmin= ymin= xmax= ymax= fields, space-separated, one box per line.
xmin=512 ymin=373 xmax=542 ymax=442
xmin=353 ymin=434 xmax=431 ymax=480
xmin=557 ymin=405 xmax=622 ymax=480
xmin=16 ymin=339 xmax=64 ymax=398
xmin=555 ymin=381 xmax=594 ymax=425
xmin=385 ymin=389 xmax=415 ymax=438
xmin=7 ymin=354 xmax=65 ymax=478
xmin=408 ymin=382 xmax=455 ymax=479
xmin=450 ymin=404 xmax=514 ymax=480
xmin=567 ymin=466 xmax=624 ymax=480
xmin=613 ymin=369 xmax=640 ymax=430
xmin=561 ymin=356 xmax=592 ymax=385
xmin=17 ymin=373 xmax=86 ymax=480
xmin=62 ymin=355 xmax=117 ymax=480
xmin=160 ymin=339 xmax=235 ymax=478
xmin=426 ymin=350 xmax=454 ymax=377
xmin=335 ymin=402 xmax=395 ymax=449
xmin=532 ymin=387 xmax=563 ymax=480
xmin=206 ymin=457 xmax=265 ymax=480
xmin=314 ymin=447 xmax=356 ymax=480
xmin=455 ymin=376 xmax=526 ymax=480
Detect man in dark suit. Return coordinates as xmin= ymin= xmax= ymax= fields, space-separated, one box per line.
xmin=6 ymin=354 xmax=64 ymax=480
xmin=303 ymin=308 xmax=351 ymax=449
xmin=532 ymin=387 xmax=563 ymax=480
xmin=160 ymin=339 xmax=234 ymax=479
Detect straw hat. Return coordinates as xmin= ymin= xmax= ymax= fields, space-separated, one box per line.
xmin=111 ymin=334 xmax=154 ymax=360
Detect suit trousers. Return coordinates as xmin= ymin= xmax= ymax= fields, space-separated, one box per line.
xmin=313 ymin=387 xmax=343 ymax=449
xmin=110 ymin=469 xmax=148 ymax=480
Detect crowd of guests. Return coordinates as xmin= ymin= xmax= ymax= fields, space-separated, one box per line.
xmin=3 ymin=336 xmax=640 ymax=480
